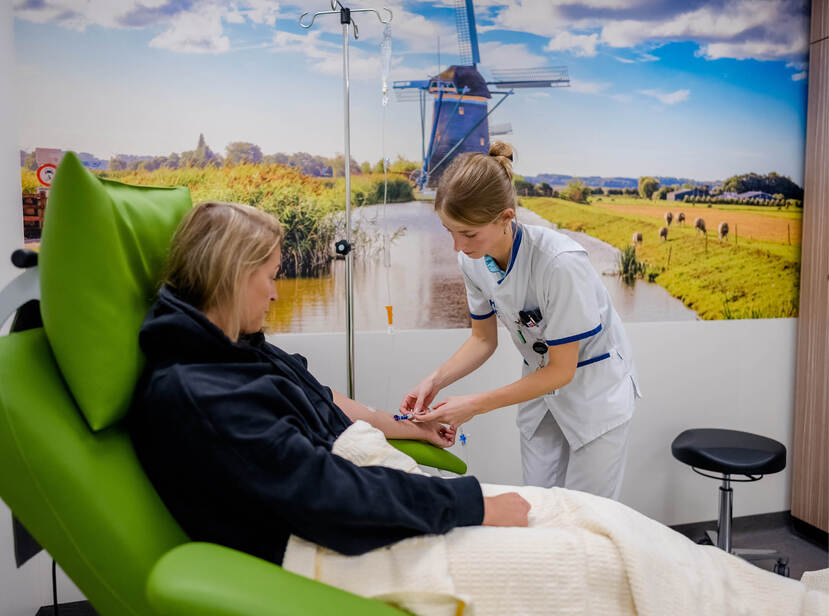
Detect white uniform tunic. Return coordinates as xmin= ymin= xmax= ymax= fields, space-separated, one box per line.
xmin=459 ymin=223 xmax=641 ymax=495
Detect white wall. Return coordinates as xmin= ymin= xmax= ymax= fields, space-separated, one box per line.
xmin=270 ymin=317 xmax=797 ymax=526
xmin=1 ymin=0 xmax=21 ymax=290
xmin=0 ymin=4 xmax=84 ymax=614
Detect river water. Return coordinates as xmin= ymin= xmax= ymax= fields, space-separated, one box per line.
xmin=266 ymin=201 xmax=697 ymax=333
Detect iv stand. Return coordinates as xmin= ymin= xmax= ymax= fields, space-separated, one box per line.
xmin=300 ymin=2 xmax=392 ymax=398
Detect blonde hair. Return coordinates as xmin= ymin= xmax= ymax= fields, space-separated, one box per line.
xmin=434 ymin=141 xmax=517 ymax=226
xmin=164 ymin=201 xmax=283 ymax=339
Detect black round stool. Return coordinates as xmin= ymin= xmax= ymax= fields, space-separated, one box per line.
xmin=671 ymin=428 xmax=790 ymax=575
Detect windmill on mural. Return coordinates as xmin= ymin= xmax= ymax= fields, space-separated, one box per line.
xmin=394 ymin=0 xmax=570 ymax=188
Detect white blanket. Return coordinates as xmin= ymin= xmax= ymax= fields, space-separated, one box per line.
xmin=283 ymin=421 xmax=829 ymax=616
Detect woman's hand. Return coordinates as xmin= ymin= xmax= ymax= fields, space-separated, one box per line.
xmin=482 ymin=493 xmax=530 ymax=527
xmin=413 ymin=420 xmax=456 ymax=448
xmin=416 ymin=393 xmax=483 ymax=429
xmin=400 ymin=373 xmax=441 ymax=414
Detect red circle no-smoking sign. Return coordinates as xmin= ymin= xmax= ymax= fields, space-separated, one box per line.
xmin=37 ymin=164 xmax=57 ymax=187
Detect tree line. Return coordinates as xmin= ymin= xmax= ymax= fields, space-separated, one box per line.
xmin=512 ymin=170 xmax=802 ymax=207
xmin=20 ymin=134 xmax=421 ymax=179
xmin=637 ymin=172 xmax=802 ymax=201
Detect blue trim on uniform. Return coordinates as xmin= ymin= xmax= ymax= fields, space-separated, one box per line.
xmin=546 ymin=323 xmax=603 ymax=346
xmin=470 ymin=310 xmax=495 ymax=320
xmin=577 ymin=352 xmax=611 ymax=368
xmin=495 ymin=223 xmax=523 ymax=285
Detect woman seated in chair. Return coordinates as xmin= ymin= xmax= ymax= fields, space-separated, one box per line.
xmin=129 ymin=201 xmax=527 ymax=565
xmin=130 ymin=201 xmax=820 ymax=616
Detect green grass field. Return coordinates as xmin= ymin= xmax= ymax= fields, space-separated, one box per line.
xmin=523 ymin=197 xmax=801 ymax=320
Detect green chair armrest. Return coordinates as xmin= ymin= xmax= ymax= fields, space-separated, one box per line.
xmin=147 ymin=542 xmax=406 ymax=616
xmin=387 ymin=440 xmax=467 ymax=475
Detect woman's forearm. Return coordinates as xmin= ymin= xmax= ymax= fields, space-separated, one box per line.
xmin=477 ymin=341 xmax=579 ymax=413
xmin=476 ymin=361 xmax=573 ymax=413
xmin=332 ymin=391 xmax=430 ymax=439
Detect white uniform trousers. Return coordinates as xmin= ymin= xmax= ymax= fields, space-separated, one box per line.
xmin=519 ymin=413 xmax=632 ymax=500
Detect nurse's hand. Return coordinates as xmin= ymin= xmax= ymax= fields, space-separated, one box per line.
xmin=400 ymin=373 xmax=441 ymax=414
xmin=414 ymin=421 xmax=456 ymax=448
xmin=417 ymin=394 xmax=481 ymax=428
xmin=482 ymin=493 xmax=530 ymax=527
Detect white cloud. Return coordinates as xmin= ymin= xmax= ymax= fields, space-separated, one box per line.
xmin=614 ymin=52 xmax=659 ymax=64
xmin=581 ymin=0 xmax=641 ymax=6
xmin=241 ymin=0 xmax=280 ymax=26
xmin=602 ymin=2 xmax=773 ymax=48
xmin=14 ymin=0 xmax=156 ymax=30
xmin=545 ymin=31 xmax=599 ymax=57
xmin=600 ymin=0 xmax=808 ymax=62
xmin=791 ymin=71 xmax=807 ymax=81
xmin=569 ymin=79 xmax=610 ymax=95
xmin=786 ymin=61 xmax=808 ymax=70
xmin=14 ymin=0 xmax=280 ymax=50
xmin=698 ymin=36 xmax=808 ymax=61
xmin=149 ymin=7 xmax=230 ymax=54
xmin=478 ymin=41 xmax=546 ymax=70
xmin=488 ymin=0 xmax=644 ymax=33
xmin=610 ymin=93 xmax=633 ymax=103
xmin=480 ymin=0 xmax=809 ymax=64
xmin=269 ymin=29 xmax=398 ymax=80
xmin=429 ymin=0 xmax=504 ymax=7
xmin=381 ymin=4 xmax=454 ymax=54
xmin=225 ymin=11 xmax=246 ymax=25
xmin=638 ymin=88 xmax=690 ymax=105
xmin=489 ymin=2 xmax=571 ymax=39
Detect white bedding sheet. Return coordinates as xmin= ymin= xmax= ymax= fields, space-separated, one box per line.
xmin=284 ymin=421 xmax=829 ymax=616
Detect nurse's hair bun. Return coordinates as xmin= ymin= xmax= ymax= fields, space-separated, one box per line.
xmin=489 ymin=141 xmax=514 ymax=181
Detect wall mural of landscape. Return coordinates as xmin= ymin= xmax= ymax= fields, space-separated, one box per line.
xmin=16 ymin=0 xmax=811 ymax=329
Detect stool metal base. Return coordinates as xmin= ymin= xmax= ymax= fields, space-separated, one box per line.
xmin=706 ymin=474 xmax=789 ymax=575
xmin=704 ymin=530 xmax=782 ymax=562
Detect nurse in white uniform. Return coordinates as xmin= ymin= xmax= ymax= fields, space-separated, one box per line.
xmin=401 ymin=142 xmax=640 ymax=499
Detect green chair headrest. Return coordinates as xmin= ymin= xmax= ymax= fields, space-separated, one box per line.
xmin=39 ymin=152 xmax=192 ymax=430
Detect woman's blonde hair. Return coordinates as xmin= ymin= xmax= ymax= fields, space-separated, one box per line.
xmin=164 ymin=201 xmax=283 ymax=339
xmin=434 ymin=141 xmax=517 ymax=226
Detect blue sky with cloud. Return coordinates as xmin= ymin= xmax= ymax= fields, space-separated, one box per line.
xmin=14 ymin=0 xmax=810 ymax=183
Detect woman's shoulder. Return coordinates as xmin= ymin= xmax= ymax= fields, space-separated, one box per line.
xmin=133 ymin=361 xmax=204 ymax=413
xmin=522 ymin=224 xmax=587 ymax=264
xmin=133 ymin=359 xmax=282 ymax=437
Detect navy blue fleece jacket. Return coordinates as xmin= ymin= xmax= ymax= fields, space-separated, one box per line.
xmin=129 ymin=287 xmax=484 ymax=564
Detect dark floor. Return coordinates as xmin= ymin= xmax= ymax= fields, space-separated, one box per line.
xmin=671 ymin=511 xmax=829 ymax=580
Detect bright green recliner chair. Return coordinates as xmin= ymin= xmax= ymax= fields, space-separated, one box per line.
xmin=0 ymin=153 xmax=467 ymax=616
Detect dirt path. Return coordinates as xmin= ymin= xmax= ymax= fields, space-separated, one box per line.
xmin=593 ymin=202 xmax=802 ymax=244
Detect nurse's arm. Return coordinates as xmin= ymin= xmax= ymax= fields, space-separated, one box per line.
xmin=431 ymin=314 xmax=499 ymax=389
xmin=476 ymin=340 xmax=578 ymax=413
xmin=401 ymin=315 xmax=498 ymax=413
